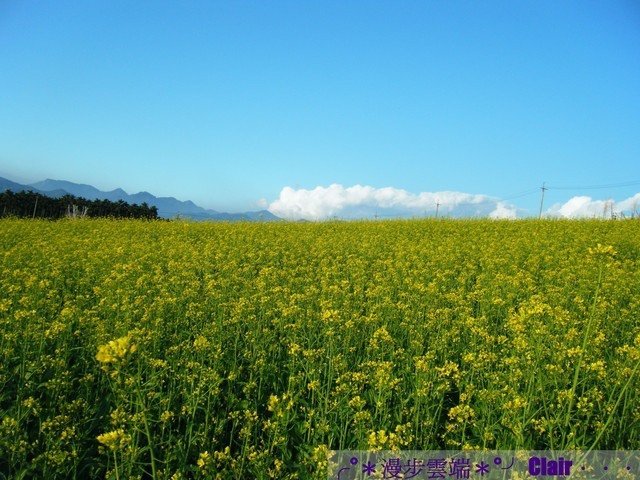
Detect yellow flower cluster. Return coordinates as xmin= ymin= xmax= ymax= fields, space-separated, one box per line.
xmin=95 ymin=335 xmax=137 ymax=368
xmin=97 ymin=428 xmax=130 ymax=451
xmin=193 ymin=335 xmax=210 ymax=351
xmin=197 ymin=451 xmax=211 ymax=469
xmin=367 ymin=424 xmax=414 ymax=452
xmin=588 ymin=243 xmax=616 ymax=257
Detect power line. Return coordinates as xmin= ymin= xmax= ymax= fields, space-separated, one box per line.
xmin=500 ymin=188 xmax=540 ymax=201
xmin=548 ymin=180 xmax=640 ymax=191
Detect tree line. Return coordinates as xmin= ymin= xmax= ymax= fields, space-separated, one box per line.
xmin=0 ymin=190 xmax=159 ymax=219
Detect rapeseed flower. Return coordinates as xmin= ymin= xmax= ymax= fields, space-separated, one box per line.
xmin=96 ymin=335 xmax=137 ymax=369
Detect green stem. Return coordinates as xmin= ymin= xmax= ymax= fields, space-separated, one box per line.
xmin=575 ymin=357 xmax=640 ymax=470
xmin=563 ymin=262 xmax=603 ymax=445
xmin=137 ymin=386 xmax=158 ymax=479
xmin=113 ymin=450 xmax=120 ymax=480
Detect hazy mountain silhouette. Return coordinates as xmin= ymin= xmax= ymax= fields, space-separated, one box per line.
xmin=0 ymin=176 xmax=68 ymax=198
xmin=1 ymin=176 xmax=279 ymax=221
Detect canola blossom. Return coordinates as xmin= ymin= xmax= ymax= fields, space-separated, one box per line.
xmin=95 ymin=335 xmax=137 ymax=369
xmin=0 ymin=218 xmax=639 ymax=479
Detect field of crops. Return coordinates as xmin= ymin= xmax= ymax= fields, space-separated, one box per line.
xmin=1 ymin=218 xmax=639 ymax=479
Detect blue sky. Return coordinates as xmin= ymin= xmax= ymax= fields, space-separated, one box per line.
xmin=1 ymin=1 xmax=639 ymax=218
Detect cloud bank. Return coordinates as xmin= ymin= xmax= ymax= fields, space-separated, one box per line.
xmin=266 ymin=184 xmax=640 ymax=221
xmin=267 ymin=184 xmax=518 ymax=220
xmin=547 ymin=193 xmax=640 ymax=218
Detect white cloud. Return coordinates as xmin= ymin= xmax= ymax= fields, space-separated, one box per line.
xmin=547 ymin=193 xmax=640 ymax=218
xmin=267 ymin=184 xmax=514 ymax=220
xmin=617 ymin=192 xmax=640 ymax=214
xmin=489 ymin=202 xmax=517 ymax=219
xmin=256 ymin=198 xmax=268 ymax=208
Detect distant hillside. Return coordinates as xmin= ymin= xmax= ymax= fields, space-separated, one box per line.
xmin=0 ymin=177 xmax=69 ymax=199
xmin=0 ymin=177 xmax=34 ymax=193
xmin=0 ymin=176 xmax=280 ymax=221
xmin=30 ymin=179 xmax=126 ymax=202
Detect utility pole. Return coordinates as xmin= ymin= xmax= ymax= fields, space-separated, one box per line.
xmin=538 ymin=182 xmax=547 ymax=219
xmin=606 ymin=200 xmax=614 ymax=220
xmin=610 ymin=200 xmax=614 ymax=220
xmin=32 ymin=196 xmax=38 ymax=219
xmin=435 ymin=202 xmax=441 ymax=218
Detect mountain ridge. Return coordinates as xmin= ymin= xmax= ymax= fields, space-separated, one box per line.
xmin=0 ymin=176 xmax=279 ymax=221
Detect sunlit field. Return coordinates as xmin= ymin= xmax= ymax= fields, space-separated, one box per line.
xmin=1 ymin=218 xmax=639 ymax=479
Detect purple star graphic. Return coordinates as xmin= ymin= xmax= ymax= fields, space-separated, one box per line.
xmin=476 ymin=461 xmax=490 ymax=475
xmin=362 ymin=461 xmax=376 ymax=476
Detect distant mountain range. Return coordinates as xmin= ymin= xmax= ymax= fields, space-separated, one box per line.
xmin=0 ymin=176 xmax=280 ymax=221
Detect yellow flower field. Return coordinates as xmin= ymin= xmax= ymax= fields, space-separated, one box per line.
xmin=1 ymin=218 xmax=639 ymax=479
